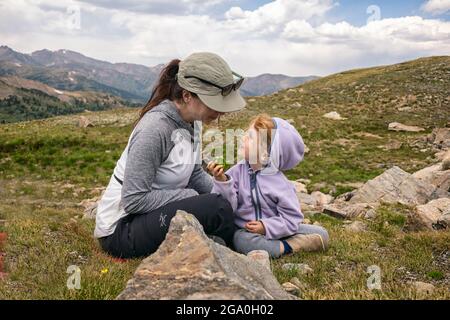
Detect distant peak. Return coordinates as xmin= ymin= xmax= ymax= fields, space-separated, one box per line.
xmin=31 ymin=48 xmax=51 ymax=54
xmin=0 ymin=45 xmax=13 ymax=51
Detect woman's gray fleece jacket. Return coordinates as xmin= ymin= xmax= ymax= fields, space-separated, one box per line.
xmin=94 ymin=99 xmax=213 ymax=238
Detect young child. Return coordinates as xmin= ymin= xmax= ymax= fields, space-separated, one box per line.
xmin=208 ymin=114 xmax=329 ymax=258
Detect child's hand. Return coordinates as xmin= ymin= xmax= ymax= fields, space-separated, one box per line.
xmin=245 ymin=221 xmax=266 ymax=235
xmin=207 ymin=161 xmax=227 ymax=182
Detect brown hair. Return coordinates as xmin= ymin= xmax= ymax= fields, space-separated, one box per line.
xmin=133 ymin=59 xmax=198 ymax=128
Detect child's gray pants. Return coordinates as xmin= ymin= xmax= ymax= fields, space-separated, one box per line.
xmin=233 ymin=223 xmax=329 ymax=258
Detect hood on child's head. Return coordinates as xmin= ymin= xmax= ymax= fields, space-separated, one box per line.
xmin=261 ymin=117 xmax=305 ymax=175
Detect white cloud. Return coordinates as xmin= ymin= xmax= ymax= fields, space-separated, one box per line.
xmin=282 ymin=20 xmax=316 ymax=40
xmin=0 ymin=0 xmax=449 ymax=77
xmin=421 ymin=0 xmax=450 ymax=15
xmin=78 ymin=0 xmax=233 ymax=15
xmin=224 ymin=0 xmax=335 ymax=36
xmin=283 ymin=16 xmax=450 ymax=43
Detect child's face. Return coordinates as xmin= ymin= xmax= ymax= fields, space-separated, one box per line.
xmin=241 ymin=126 xmax=270 ymax=164
xmin=242 ymin=127 xmax=255 ymax=162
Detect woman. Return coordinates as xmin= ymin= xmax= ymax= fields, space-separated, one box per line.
xmin=94 ymin=52 xmax=247 ymax=258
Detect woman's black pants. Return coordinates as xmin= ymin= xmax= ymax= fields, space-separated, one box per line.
xmin=98 ymin=193 xmax=235 ymax=259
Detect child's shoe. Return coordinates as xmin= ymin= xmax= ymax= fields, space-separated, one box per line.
xmin=285 ymin=234 xmax=326 ymax=252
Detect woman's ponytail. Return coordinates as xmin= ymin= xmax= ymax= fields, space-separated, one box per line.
xmin=134 ymin=59 xmax=191 ymax=128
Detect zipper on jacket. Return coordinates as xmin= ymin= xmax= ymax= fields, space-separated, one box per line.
xmin=254 ymin=178 xmax=263 ymax=220
xmin=249 ymin=171 xmax=262 ymax=221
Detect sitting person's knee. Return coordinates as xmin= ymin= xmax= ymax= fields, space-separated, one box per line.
xmin=232 ymin=229 xmax=249 ymax=254
xmin=316 ymin=226 xmax=330 ymax=250
xmin=213 ymin=194 xmax=233 ymax=215
xmin=233 ymin=229 xmax=282 ymax=258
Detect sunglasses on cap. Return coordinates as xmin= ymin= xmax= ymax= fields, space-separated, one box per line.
xmin=184 ymin=71 xmax=244 ymax=96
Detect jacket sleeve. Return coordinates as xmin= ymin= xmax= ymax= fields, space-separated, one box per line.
xmin=187 ymin=163 xmax=213 ymax=194
xmin=260 ymin=182 xmax=303 ymax=240
xmin=211 ymin=165 xmax=239 ymax=212
xmin=121 ymin=118 xmax=199 ymax=215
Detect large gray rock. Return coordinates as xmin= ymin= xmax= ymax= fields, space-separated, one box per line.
xmin=78 ymin=115 xmax=94 ymax=128
xmin=117 ymin=211 xmax=296 ymax=300
xmin=296 ymin=190 xmax=334 ymax=213
xmin=323 ymin=111 xmax=346 ymax=120
xmin=344 ymin=220 xmax=367 ymax=233
xmin=348 ymin=166 xmax=446 ymax=206
xmin=427 ymin=128 xmax=450 ymax=149
xmin=388 ymin=122 xmax=424 ymax=132
xmin=323 ymin=202 xmax=378 ymax=219
xmin=437 ymin=212 xmax=450 ymax=229
xmin=412 ymin=163 xmax=450 ymax=192
xmin=322 ymin=166 xmax=448 ymax=220
xmin=407 ymin=198 xmax=450 ymax=231
xmin=78 ymin=196 xmax=100 ymax=219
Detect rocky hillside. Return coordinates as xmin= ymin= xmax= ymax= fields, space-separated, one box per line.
xmin=0 ymin=46 xmax=162 ymax=102
xmin=0 ymin=56 xmax=448 ymax=300
xmin=0 ymin=75 xmax=135 ymax=123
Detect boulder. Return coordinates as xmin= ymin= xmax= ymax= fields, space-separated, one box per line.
xmin=323 ymin=166 xmax=448 ymax=220
xmin=292 ymin=180 xmax=308 ymax=194
xmin=323 ymin=111 xmax=346 ymax=120
xmin=311 ymin=191 xmax=334 ymax=209
xmin=297 ymin=192 xmax=317 ymax=213
xmin=348 ymin=166 xmax=446 ymax=206
xmin=436 ymin=212 xmax=450 ymax=229
xmin=434 ymin=149 xmax=450 ymax=162
xmin=344 ymin=220 xmax=367 ymax=233
xmin=412 ymin=163 xmax=449 ymax=192
xmin=78 ymin=196 xmax=101 ymax=219
xmin=247 ymin=250 xmax=271 ymax=271
xmin=282 ymin=282 xmax=301 ymax=295
xmin=427 ymin=128 xmax=450 ymax=149
xmin=407 ymin=198 xmax=450 ymax=231
xmin=388 ymin=122 xmax=424 ymax=132
xmin=413 ymin=128 xmax=450 ymax=153
xmin=297 ymin=191 xmax=334 ymax=213
xmin=117 ymin=211 xmax=296 ymax=300
xmin=383 ymin=140 xmax=403 ymax=150
xmin=78 ymin=116 xmax=94 ymax=128
xmin=282 ymin=263 xmax=313 ymax=275
xmin=323 ymin=202 xmax=378 ymax=219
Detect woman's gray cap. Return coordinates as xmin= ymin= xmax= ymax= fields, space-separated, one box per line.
xmin=177 ymin=52 xmax=246 ymax=113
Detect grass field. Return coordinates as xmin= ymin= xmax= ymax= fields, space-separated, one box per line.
xmin=0 ymin=56 xmax=449 ymax=299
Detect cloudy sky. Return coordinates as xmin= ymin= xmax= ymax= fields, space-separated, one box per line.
xmin=0 ymin=0 xmax=449 ymax=76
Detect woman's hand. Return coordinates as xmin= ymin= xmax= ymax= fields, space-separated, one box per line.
xmin=207 ymin=161 xmax=227 ymax=182
xmin=245 ymin=220 xmax=266 ymax=235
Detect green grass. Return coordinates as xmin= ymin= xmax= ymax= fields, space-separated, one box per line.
xmin=271 ymin=210 xmax=449 ymax=299
xmin=0 ymin=56 xmax=449 ymax=299
xmin=0 ymin=201 xmax=141 ymax=299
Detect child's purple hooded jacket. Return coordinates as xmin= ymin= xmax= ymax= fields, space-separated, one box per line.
xmin=211 ymin=117 xmax=305 ymax=240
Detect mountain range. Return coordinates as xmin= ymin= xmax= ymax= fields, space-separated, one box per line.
xmin=0 ymin=45 xmax=318 ymax=101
